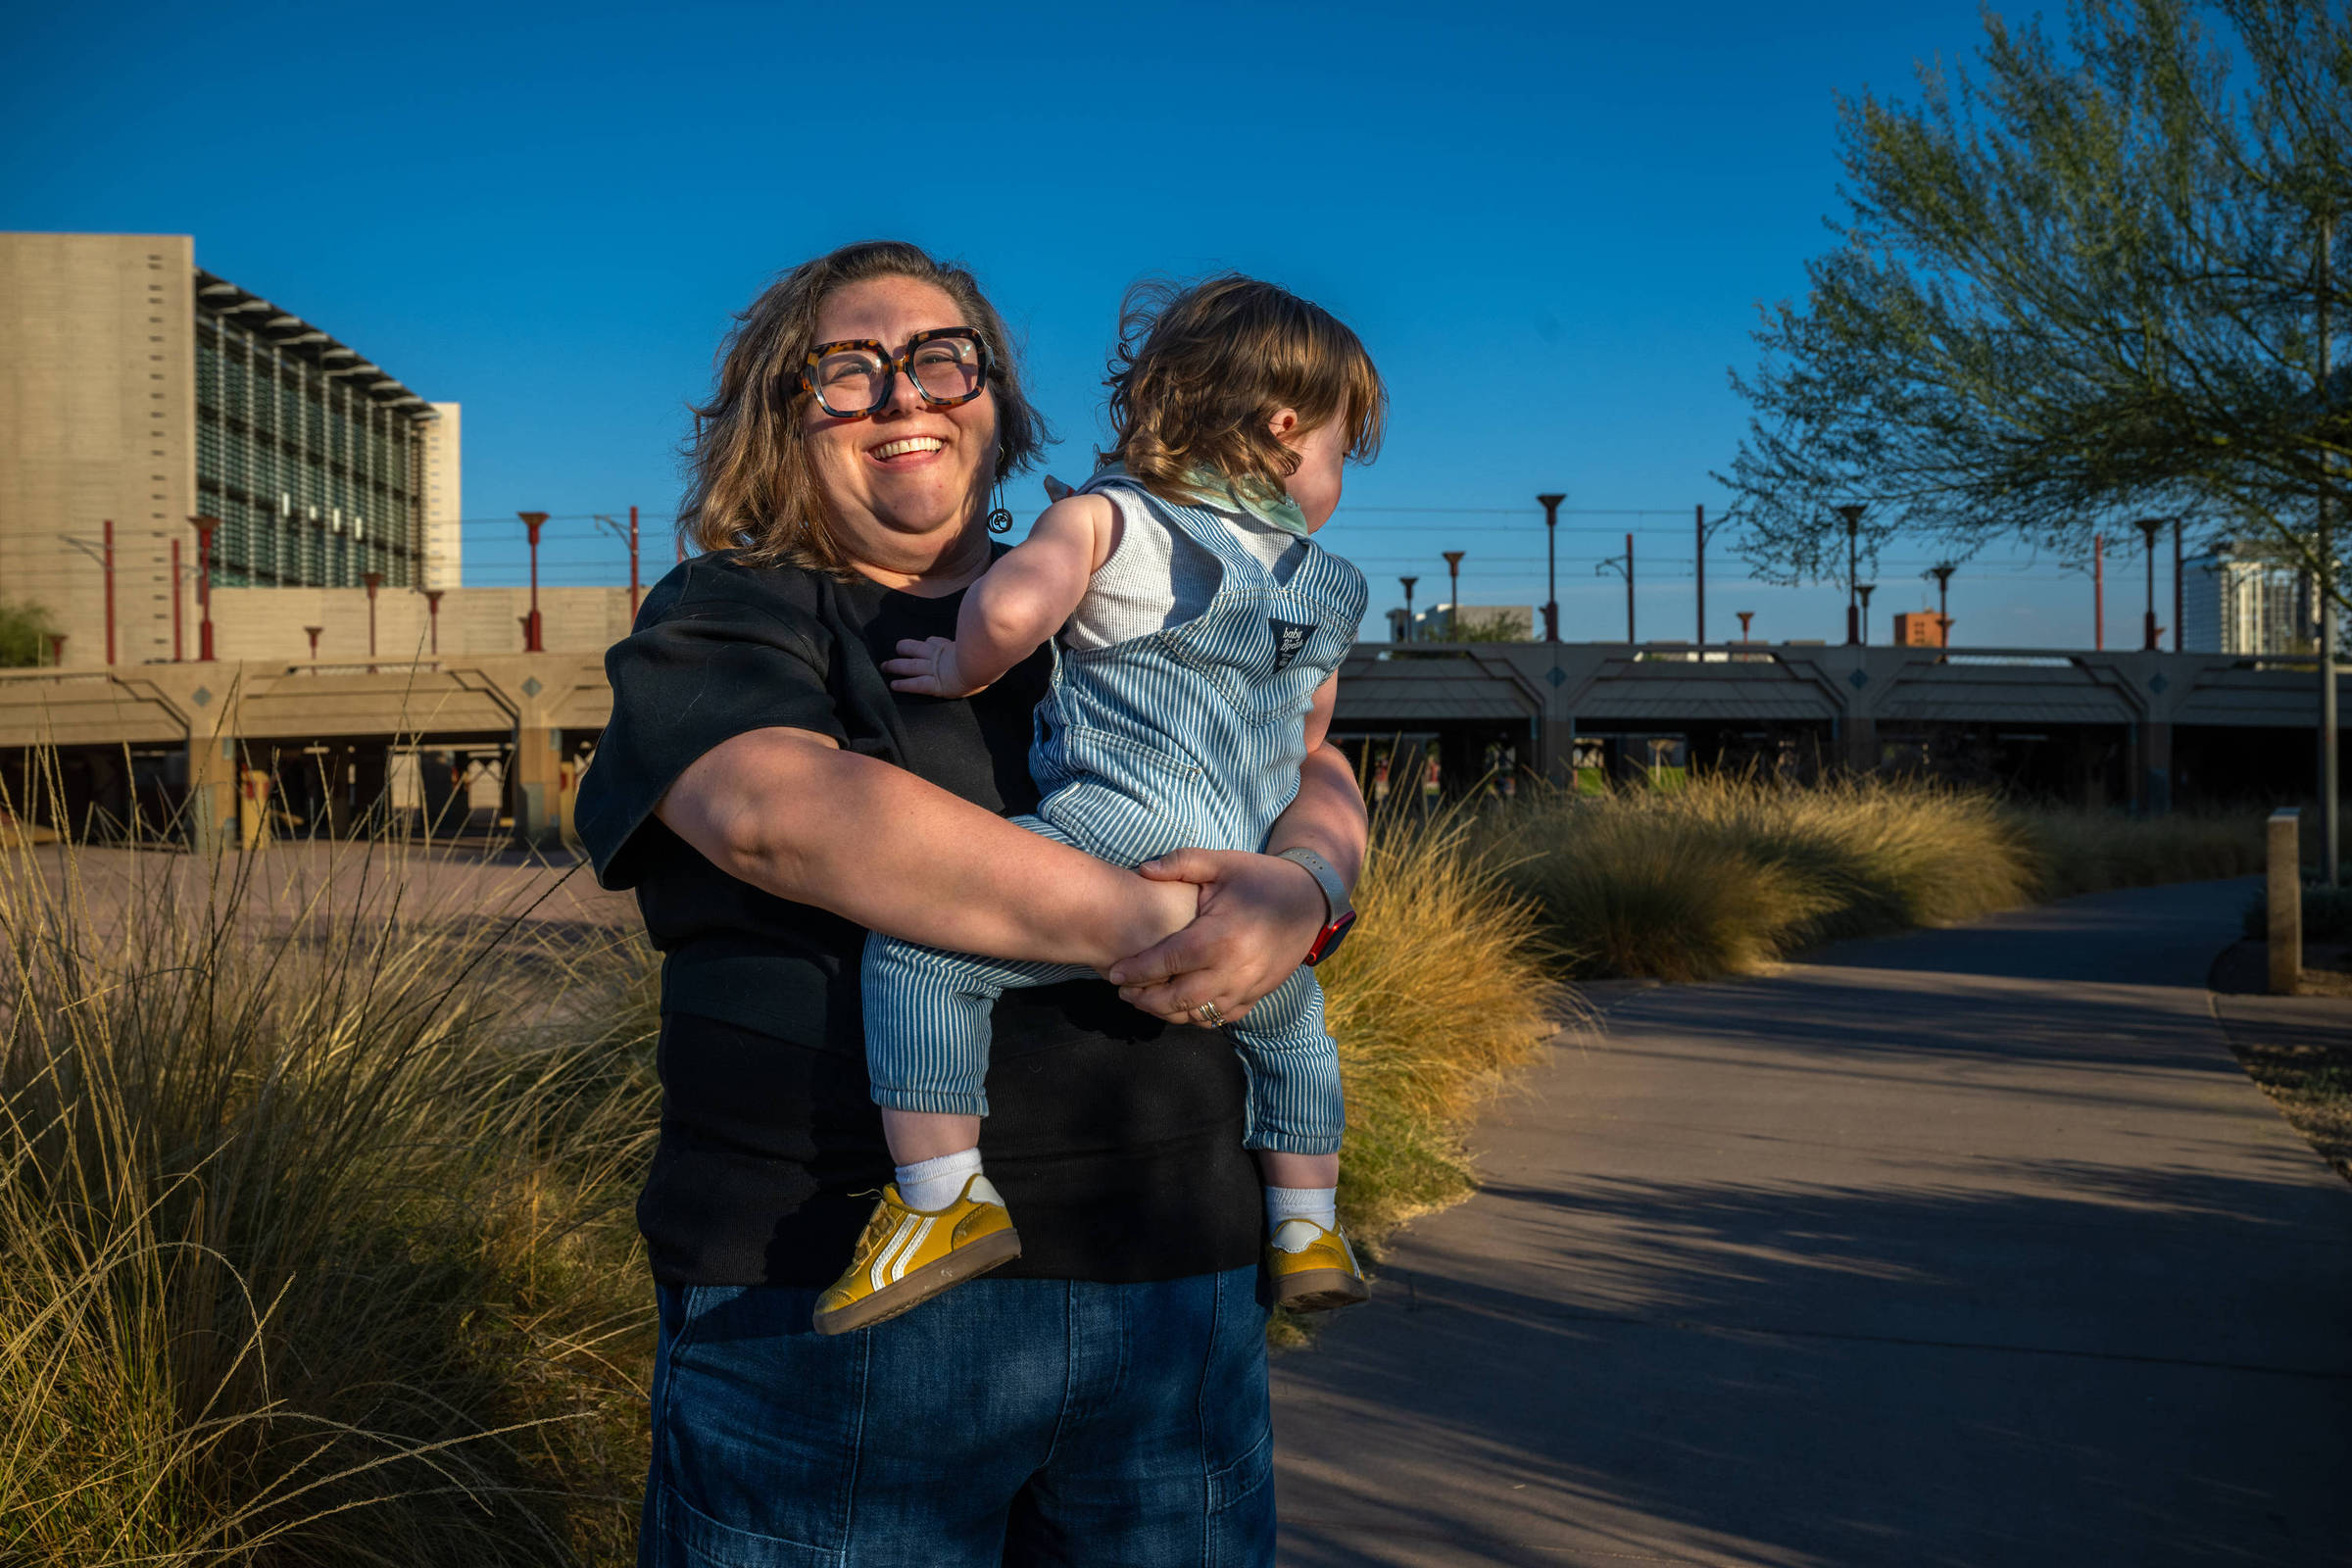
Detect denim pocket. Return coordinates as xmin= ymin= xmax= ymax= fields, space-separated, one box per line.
xmin=1205 ymin=1422 xmax=1274 ymax=1516
xmin=647 ymin=1286 xmax=864 ymax=1567
xmin=658 ymin=1488 xmax=844 ymax=1568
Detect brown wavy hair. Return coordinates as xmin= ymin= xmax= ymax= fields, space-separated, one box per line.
xmin=680 ymin=240 xmax=1050 ymax=571
xmin=1102 ymin=274 xmax=1385 ymax=507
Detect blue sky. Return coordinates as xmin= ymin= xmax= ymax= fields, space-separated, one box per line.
xmin=3 ymin=0 xmax=2142 ymax=647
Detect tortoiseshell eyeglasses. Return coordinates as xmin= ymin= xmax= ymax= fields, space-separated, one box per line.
xmin=801 ymin=327 xmax=993 ymax=419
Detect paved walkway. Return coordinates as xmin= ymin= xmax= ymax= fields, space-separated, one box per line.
xmin=1273 ymin=879 xmax=2352 ymax=1567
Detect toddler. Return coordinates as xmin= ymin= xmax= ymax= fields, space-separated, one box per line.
xmin=813 ymin=275 xmax=1381 ymax=1336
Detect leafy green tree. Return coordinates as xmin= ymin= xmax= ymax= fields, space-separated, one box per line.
xmin=1719 ymin=0 xmax=2348 ymax=612
xmin=0 ymin=599 xmax=60 ymax=667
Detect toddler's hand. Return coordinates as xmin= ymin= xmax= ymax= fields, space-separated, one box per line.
xmin=884 ymin=636 xmax=986 ymax=697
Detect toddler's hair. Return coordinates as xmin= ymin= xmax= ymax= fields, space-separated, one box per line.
xmin=1102 ymin=275 xmax=1385 ymax=506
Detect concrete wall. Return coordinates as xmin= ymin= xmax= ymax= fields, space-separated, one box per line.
xmin=211 ymin=583 xmax=636 ymax=662
xmin=0 ymin=232 xmax=196 ymax=667
xmin=422 ymin=400 xmax=462 ymax=588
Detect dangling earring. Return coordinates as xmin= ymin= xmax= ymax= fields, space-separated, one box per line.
xmin=986 ymin=481 xmax=1014 ymax=534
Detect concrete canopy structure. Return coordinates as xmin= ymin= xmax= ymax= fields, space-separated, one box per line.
xmin=0 ymin=232 xmax=461 ymax=667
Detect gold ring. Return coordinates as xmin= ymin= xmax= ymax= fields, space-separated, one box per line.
xmin=1195 ymin=1001 xmax=1226 ymax=1028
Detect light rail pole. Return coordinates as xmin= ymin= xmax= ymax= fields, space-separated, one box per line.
xmin=1836 ymin=505 xmax=1864 ymax=645
xmin=1537 ymin=494 xmax=1564 ymax=642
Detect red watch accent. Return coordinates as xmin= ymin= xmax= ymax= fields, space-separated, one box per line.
xmin=1303 ymin=908 xmax=1357 ymax=967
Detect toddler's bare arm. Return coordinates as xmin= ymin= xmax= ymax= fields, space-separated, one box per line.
xmin=883 ymin=494 xmax=1120 ymax=697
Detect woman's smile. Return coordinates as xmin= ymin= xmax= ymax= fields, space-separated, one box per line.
xmin=867 ymin=433 xmax=948 ymax=466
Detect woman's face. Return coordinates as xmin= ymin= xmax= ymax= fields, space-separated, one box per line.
xmin=803 ymin=275 xmax=1001 ymax=588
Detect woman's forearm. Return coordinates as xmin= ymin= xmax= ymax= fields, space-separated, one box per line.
xmin=657 ymin=727 xmax=1185 ymax=968
xmin=1265 ymin=741 xmax=1369 ymax=898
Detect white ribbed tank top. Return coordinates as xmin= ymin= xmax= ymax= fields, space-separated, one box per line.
xmin=1061 ymin=483 xmax=1298 ymax=652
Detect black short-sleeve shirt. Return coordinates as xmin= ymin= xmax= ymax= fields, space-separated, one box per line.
xmin=575 ymin=550 xmax=1261 ymax=1288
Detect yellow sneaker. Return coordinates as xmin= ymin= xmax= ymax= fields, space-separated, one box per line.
xmin=1268 ymin=1217 xmax=1370 ymax=1312
xmin=811 ymin=1175 xmax=1022 ymax=1337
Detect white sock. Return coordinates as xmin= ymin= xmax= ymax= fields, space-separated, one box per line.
xmin=1266 ymin=1185 xmax=1339 ymax=1243
xmin=896 ymin=1147 xmax=984 ymax=1211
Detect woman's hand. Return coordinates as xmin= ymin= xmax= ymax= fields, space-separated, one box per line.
xmin=1103 ymin=850 xmax=1328 ymax=1025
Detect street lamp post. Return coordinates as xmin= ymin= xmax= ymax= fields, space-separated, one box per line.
xmin=1737 ymin=611 xmax=1755 ymax=643
xmin=1928 ymin=563 xmax=1956 ymax=646
xmin=1836 ymin=504 xmax=1865 ymax=645
xmin=517 ymin=511 xmax=548 ymax=653
xmin=2094 ymin=533 xmax=2107 ymax=649
xmin=423 ymin=589 xmax=445 ymax=656
xmin=304 ymin=625 xmax=322 ymax=661
xmin=2135 ymin=517 xmax=2166 ymax=651
xmin=1441 ymin=553 xmax=1465 ymax=641
xmin=1398 ymin=575 xmax=1418 ymax=642
xmin=1857 ymin=583 xmax=1876 ymax=645
xmin=1537 ymin=493 xmax=1565 ymax=643
xmin=363 ymin=571 xmax=383 ymax=662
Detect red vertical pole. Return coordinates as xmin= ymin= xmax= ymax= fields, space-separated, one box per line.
xmin=424 ymin=588 xmax=444 ymax=655
xmin=628 ymin=504 xmax=643 ymax=618
xmin=517 ymin=512 xmax=548 ymax=653
xmin=2094 ymin=533 xmax=2106 ymax=650
xmin=1625 ymin=532 xmax=1636 ymax=644
xmin=102 ymin=518 xmax=117 ymax=665
xmin=192 ymin=515 xmax=218 ymax=662
xmin=172 ymin=537 xmax=184 ymax=662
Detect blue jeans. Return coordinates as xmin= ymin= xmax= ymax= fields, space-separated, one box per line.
xmin=639 ymin=1267 xmax=1275 ymax=1566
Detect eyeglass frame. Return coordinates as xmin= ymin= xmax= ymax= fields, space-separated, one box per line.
xmin=799 ymin=326 xmax=996 ymax=420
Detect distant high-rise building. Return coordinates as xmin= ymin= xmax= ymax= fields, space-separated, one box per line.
xmin=1891 ymin=611 xmax=1949 ymax=647
xmin=0 ymin=233 xmax=458 ymax=665
xmin=2180 ymin=544 xmax=2313 ymax=656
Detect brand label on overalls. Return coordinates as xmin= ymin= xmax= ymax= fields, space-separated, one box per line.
xmin=1268 ymin=618 xmax=1315 ymax=673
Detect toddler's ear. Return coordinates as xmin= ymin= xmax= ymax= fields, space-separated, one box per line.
xmin=1267 ymin=408 xmax=1301 ymax=443
xmin=1042 ymin=475 xmax=1075 ymax=502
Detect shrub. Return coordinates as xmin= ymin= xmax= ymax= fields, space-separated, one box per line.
xmin=0 ymin=816 xmax=657 ymax=1564
xmin=2013 ymin=808 xmax=2267 ymax=901
xmin=1481 ymin=774 xmax=2037 ymax=981
xmin=1319 ymin=805 xmax=1572 ymax=1242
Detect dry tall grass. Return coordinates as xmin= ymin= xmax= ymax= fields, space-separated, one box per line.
xmin=1484 ymin=773 xmax=2271 ymax=982
xmin=2013 ymin=807 xmax=2269 ymax=901
xmin=1 ymin=769 xmax=1568 ymax=1559
xmin=0 ymin=792 xmax=657 ymax=1564
xmin=1318 ymin=806 xmax=1572 ymax=1245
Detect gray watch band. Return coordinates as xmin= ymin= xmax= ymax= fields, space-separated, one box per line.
xmin=1274 ymin=847 xmax=1352 ymax=921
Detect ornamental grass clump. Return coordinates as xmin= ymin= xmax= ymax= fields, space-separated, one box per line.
xmin=1317 ymin=803 xmax=1573 ymax=1246
xmin=0 ymin=776 xmax=657 ymax=1565
xmin=1483 ymin=774 xmax=2038 ymax=981
xmin=2010 ymin=806 xmax=2268 ymax=901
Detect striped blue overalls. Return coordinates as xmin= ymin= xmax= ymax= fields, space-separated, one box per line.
xmin=861 ymin=475 xmax=1368 ymax=1154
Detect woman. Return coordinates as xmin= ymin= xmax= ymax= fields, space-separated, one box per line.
xmin=575 ymin=239 xmax=1368 ymax=1566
